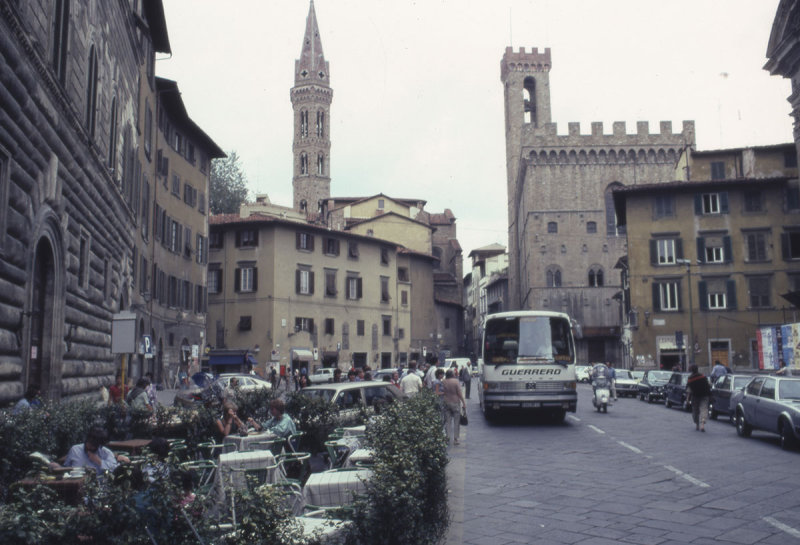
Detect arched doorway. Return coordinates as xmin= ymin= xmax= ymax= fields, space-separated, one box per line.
xmin=29 ymin=238 xmax=56 ymax=396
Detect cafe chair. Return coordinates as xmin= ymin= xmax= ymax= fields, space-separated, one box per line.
xmin=276 ymin=452 xmax=311 ymax=487
xmin=229 ymin=463 xmax=278 ymax=493
xmin=249 ymin=438 xmax=285 ymax=456
xmin=324 ymin=440 xmax=351 ymax=469
xmin=287 ymin=431 xmax=305 ymax=453
xmin=180 ymin=460 xmax=217 ymax=492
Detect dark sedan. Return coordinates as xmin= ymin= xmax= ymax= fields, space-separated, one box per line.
xmin=709 ymin=374 xmax=753 ymax=421
xmin=637 ymin=370 xmax=672 ymax=403
xmin=664 ymin=372 xmax=692 ymax=411
xmin=734 ymin=376 xmax=800 ymax=450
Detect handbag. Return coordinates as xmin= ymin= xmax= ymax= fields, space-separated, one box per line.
xmin=459 ymin=408 xmax=468 ymax=426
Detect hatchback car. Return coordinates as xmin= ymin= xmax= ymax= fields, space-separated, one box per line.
xmin=637 ymin=370 xmax=672 ymax=403
xmin=310 ymin=368 xmax=336 ymax=383
xmin=709 ymin=374 xmax=753 ymax=421
xmin=214 ymin=374 xmax=272 ymax=394
xmin=734 ymin=376 xmax=800 ymax=449
xmin=664 ymin=372 xmax=692 ymax=411
xmin=613 ymin=370 xmax=638 ymax=397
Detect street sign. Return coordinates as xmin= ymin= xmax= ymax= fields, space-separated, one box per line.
xmin=675 ymin=330 xmax=684 ymax=348
xmin=140 ymin=335 xmax=153 ymax=359
xmin=111 ymin=312 xmax=136 ymax=354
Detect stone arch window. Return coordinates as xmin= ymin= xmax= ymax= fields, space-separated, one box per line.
xmin=300 ymin=110 xmax=308 ymax=138
xmin=546 ymin=266 xmax=562 ymax=287
xmin=547 ymin=221 xmax=558 ymax=233
xmin=300 ymin=152 xmax=308 ymax=175
xmin=317 ymin=153 xmax=324 ymax=175
xmin=586 ymin=221 xmax=597 ymax=233
xmin=605 ymin=182 xmax=625 ymax=236
xmin=523 ymin=76 xmax=536 ymax=125
xmin=85 ymin=44 xmax=98 ymax=138
xmin=316 ymin=110 xmax=325 ymax=138
xmin=588 ymin=266 xmax=604 ymax=287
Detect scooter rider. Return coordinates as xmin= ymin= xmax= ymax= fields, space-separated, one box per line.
xmin=591 ymin=363 xmax=612 ymax=392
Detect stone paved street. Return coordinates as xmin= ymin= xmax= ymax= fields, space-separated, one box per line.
xmin=446 ymin=383 xmax=800 ymax=545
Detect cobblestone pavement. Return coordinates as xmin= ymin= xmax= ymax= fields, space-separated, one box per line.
xmin=445 ymin=383 xmax=800 ymax=545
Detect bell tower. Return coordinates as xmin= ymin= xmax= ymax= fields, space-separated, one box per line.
xmin=291 ymin=0 xmax=332 ymax=214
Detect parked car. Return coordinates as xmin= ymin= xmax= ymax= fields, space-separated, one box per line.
xmin=630 ymin=370 xmax=644 ymax=383
xmin=576 ymin=365 xmax=591 ymax=383
xmin=709 ymin=374 xmax=753 ymax=421
xmin=213 ymin=374 xmax=272 ymax=394
xmin=310 ymin=368 xmax=336 ymax=383
xmin=637 ymin=370 xmax=672 ymax=403
xmin=664 ymin=372 xmax=692 ymax=411
xmin=300 ymin=380 xmax=403 ymax=420
xmin=734 ymin=376 xmax=800 ymax=450
xmin=372 ymin=368 xmax=397 ymax=382
xmin=613 ymin=370 xmax=639 ymax=397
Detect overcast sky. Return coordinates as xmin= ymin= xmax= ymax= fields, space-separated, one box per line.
xmin=158 ymin=0 xmax=792 ymax=264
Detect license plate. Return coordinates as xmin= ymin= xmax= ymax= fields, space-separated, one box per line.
xmin=525 ymin=383 xmax=536 ymax=390
xmin=521 ymin=402 xmax=538 ymax=408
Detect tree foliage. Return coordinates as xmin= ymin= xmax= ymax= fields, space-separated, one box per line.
xmin=209 ymin=151 xmax=249 ymax=215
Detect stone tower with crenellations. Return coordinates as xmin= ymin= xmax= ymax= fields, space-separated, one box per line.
xmin=291 ymin=0 xmax=332 ymax=215
xmin=501 ymin=46 xmax=696 ymax=364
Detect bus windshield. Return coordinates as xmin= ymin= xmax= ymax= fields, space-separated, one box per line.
xmin=484 ymin=315 xmax=573 ymax=364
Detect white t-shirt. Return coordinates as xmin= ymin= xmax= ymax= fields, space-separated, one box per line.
xmin=400 ymin=372 xmax=423 ymax=396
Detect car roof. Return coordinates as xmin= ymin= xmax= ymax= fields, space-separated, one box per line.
xmin=302 ymin=380 xmax=396 ymax=392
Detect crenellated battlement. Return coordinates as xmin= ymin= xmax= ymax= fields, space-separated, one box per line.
xmin=501 ymin=46 xmax=551 ymax=79
xmin=524 ymin=120 xmax=695 ymax=143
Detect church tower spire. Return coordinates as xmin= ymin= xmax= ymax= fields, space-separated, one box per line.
xmin=291 ymin=0 xmax=332 ymax=215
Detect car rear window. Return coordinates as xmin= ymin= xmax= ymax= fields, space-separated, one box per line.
xmin=779 ymin=380 xmax=800 ymax=400
xmin=303 ymin=389 xmax=335 ymax=403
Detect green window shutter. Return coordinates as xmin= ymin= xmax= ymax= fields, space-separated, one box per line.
xmin=309 ymin=271 xmax=315 ymax=294
xmin=696 ymin=237 xmax=705 ymax=263
xmin=720 ymin=192 xmax=729 ymax=213
xmin=782 ymin=233 xmax=790 ymax=261
xmin=676 ymin=282 xmax=683 ymax=311
xmin=650 ymin=239 xmax=657 ymax=265
xmin=295 ymin=269 xmax=301 ymax=293
xmin=698 ymin=281 xmax=708 ymax=310
xmin=675 ymin=238 xmax=684 ymax=260
xmin=234 ymin=268 xmax=241 ymax=292
xmin=694 ymin=194 xmax=703 ymax=215
xmin=726 ymin=279 xmax=737 ymax=310
xmin=723 ymin=236 xmax=732 ymax=263
xmin=652 ymin=283 xmax=661 ymax=311
xmin=252 ymin=268 xmax=258 ymax=292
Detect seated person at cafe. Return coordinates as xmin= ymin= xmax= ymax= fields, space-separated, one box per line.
xmin=247 ymin=398 xmax=296 ymax=438
xmin=51 ymin=425 xmax=130 ymax=476
xmin=13 ymin=384 xmax=42 ymax=415
xmin=214 ymin=400 xmax=247 ymax=440
xmin=127 ymin=378 xmax=153 ymax=411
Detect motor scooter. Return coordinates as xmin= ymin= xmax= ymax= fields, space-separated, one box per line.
xmin=591 ymin=375 xmax=611 ymax=413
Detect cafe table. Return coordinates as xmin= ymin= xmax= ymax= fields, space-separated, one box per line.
xmin=343 ymin=448 xmax=374 ymax=468
xmin=303 ymin=468 xmax=371 ymax=508
xmin=223 ymin=430 xmax=277 ymax=452
xmin=341 ymin=425 xmax=366 ymax=437
xmin=12 ymin=473 xmax=87 ymax=505
xmin=215 ymin=450 xmax=279 ymax=493
xmin=107 ymin=438 xmax=152 ymax=455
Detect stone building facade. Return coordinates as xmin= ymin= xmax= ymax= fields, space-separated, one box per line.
xmin=613 ymin=143 xmax=798 ymax=371
xmin=0 ymin=0 xmax=221 ymax=404
xmin=500 ymin=46 xmax=694 ymax=364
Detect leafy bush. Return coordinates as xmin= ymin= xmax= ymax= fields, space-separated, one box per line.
xmin=344 ymin=389 xmax=449 ymax=545
xmin=284 ymin=392 xmax=342 ymax=454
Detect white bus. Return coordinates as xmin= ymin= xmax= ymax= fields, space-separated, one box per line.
xmin=479 ymin=310 xmax=579 ymax=422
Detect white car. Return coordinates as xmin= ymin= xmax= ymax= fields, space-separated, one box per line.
xmin=310 ymin=368 xmax=336 ymax=383
xmin=214 ymin=374 xmax=272 ymax=393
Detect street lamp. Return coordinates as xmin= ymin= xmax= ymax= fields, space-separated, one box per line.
xmin=675 ymin=259 xmax=694 ymax=369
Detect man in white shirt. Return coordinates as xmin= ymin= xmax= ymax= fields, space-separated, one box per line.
xmin=400 ymin=362 xmax=423 ymax=397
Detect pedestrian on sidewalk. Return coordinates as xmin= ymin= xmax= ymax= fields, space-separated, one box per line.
xmin=459 ymin=364 xmax=472 ymax=399
xmin=686 ymin=364 xmax=711 ymax=432
xmin=442 ymin=369 xmax=466 ymax=446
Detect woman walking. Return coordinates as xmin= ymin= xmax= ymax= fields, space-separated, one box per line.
xmin=442 ymin=369 xmax=467 ymax=446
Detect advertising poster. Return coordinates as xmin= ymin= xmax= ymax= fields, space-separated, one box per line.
xmin=759 ymin=327 xmax=778 ymax=370
xmin=782 ymin=322 xmax=800 ymax=370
